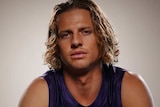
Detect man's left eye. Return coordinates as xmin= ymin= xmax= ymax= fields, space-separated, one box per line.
xmin=82 ymin=30 xmax=91 ymax=35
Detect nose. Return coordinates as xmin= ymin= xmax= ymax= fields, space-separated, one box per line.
xmin=71 ymin=33 xmax=82 ymax=49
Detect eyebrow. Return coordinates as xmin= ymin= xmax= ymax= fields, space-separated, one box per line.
xmin=79 ymin=26 xmax=92 ymax=31
xmin=58 ymin=26 xmax=92 ymax=33
xmin=58 ymin=30 xmax=72 ymax=35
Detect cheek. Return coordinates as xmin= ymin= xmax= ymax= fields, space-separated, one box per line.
xmin=86 ymin=38 xmax=99 ymax=54
xmin=91 ymin=38 xmax=100 ymax=56
xmin=91 ymin=36 xmax=99 ymax=49
xmin=58 ymin=46 xmax=67 ymax=62
xmin=58 ymin=42 xmax=70 ymax=56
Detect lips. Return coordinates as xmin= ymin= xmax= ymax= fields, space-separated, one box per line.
xmin=70 ymin=51 xmax=87 ymax=59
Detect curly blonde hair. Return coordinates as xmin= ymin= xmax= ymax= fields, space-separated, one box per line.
xmin=45 ymin=0 xmax=119 ymax=70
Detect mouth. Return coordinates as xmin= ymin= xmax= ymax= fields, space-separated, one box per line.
xmin=70 ymin=51 xmax=87 ymax=59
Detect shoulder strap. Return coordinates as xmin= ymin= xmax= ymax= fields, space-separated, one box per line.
xmin=103 ymin=64 xmax=125 ymax=107
xmin=42 ymin=70 xmax=63 ymax=107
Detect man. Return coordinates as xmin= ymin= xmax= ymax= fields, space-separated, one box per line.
xmin=19 ymin=0 xmax=154 ymax=107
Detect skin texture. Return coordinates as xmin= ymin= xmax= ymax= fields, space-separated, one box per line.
xmin=19 ymin=78 xmax=48 ymax=107
xmin=57 ymin=9 xmax=100 ymax=75
xmin=122 ymin=72 xmax=154 ymax=107
xmin=19 ymin=9 xmax=154 ymax=107
xmin=57 ymin=9 xmax=102 ymax=106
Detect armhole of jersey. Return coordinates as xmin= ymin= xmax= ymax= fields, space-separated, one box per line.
xmin=115 ymin=67 xmax=126 ymax=107
xmin=41 ymin=71 xmax=56 ymax=107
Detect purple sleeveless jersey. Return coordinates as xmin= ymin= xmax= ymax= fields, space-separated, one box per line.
xmin=42 ymin=64 xmax=125 ymax=107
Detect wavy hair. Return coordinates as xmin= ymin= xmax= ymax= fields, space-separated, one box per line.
xmin=45 ymin=0 xmax=119 ymax=70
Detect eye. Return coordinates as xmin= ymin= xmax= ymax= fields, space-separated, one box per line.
xmin=58 ymin=32 xmax=71 ymax=39
xmin=82 ymin=29 xmax=92 ymax=35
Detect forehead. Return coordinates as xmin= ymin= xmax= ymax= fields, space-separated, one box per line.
xmin=56 ymin=9 xmax=93 ymax=29
xmin=57 ymin=8 xmax=91 ymax=18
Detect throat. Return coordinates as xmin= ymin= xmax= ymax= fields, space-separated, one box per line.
xmin=63 ymin=67 xmax=103 ymax=106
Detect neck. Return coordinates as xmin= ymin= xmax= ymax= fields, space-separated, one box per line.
xmin=63 ymin=62 xmax=102 ymax=85
xmin=63 ymin=63 xmax=103 ymax=106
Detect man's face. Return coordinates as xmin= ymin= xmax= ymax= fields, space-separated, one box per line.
xmin=57 ymin=9 xmax=100 ymax=72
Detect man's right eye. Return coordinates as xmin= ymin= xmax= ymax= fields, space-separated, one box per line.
xmin=59 ymin=32 xmax=70 ymax=38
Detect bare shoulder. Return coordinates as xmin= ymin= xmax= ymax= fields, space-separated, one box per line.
xmin=122 ymin=71 xmax=154 ymax=107
xmin=19 ymin=77 xmax=48 ymax=107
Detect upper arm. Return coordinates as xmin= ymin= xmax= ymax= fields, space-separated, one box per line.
xmin=122 ymin=71 xmax=154 ymax=107
xmin=19 ymin=77 xmax=48 ymax=107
